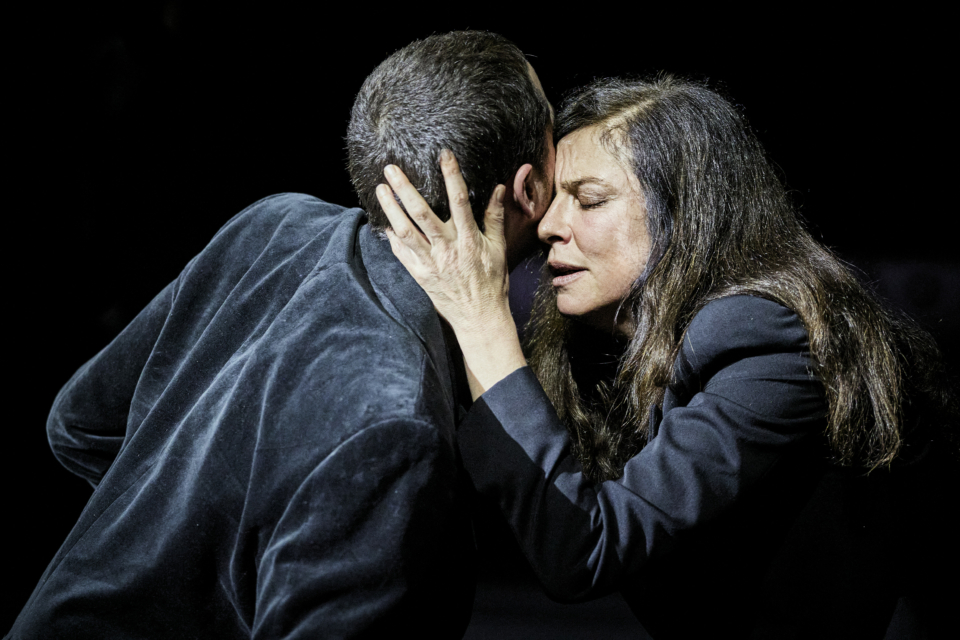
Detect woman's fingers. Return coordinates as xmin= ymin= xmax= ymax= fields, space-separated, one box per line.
xmin=482 ymin=185 xmax=507 ymax=247
xmin=378 ymin=154 xmax=507 ymax=304
xmin=438 ymin=149 xmax=507 ymax=257
xmin=376 ymin=184 xmax=430 ymax=255
xmin=438 ymin=149 xmax=475 ymax=235
xmin=383 ymin=164 xmax=449 ymax=241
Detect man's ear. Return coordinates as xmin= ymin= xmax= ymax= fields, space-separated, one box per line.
xmin=511 ymin=163 xmax=539 ymax=220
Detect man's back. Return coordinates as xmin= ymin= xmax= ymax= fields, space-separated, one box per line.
xmin=10 ymin=194 xmax=474 ymax=638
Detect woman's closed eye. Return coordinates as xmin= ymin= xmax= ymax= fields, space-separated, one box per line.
xmin=574 ymin=185 xmax=613 ymax=210
xmin=578 ymin=198 xmax=607 ymax=210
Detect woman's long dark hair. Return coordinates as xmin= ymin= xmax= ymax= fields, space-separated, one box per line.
xmin=527 ymin=76 xmax=954 ymax=481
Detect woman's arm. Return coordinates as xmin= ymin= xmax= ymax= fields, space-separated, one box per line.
xmin=376 ymin=151 xmax=526 ymax=399
xmin=459 ymin=296 xmax=826 ymax=600
xmin=377 ymin=155 xmax=826 ymax=600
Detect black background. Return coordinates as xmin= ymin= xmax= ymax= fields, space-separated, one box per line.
xmin=8 ymin=2 xmax=954 ymax=632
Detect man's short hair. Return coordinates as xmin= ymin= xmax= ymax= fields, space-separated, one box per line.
xmin=347 ymin=31 xmax=551 ymax=229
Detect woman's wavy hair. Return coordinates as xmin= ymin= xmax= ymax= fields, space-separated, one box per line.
xmin=527 ymin=75 xmax=954 ymax=481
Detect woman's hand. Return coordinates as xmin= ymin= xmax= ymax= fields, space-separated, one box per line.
xmin=376 ymin=149 xmax=527 ymax=399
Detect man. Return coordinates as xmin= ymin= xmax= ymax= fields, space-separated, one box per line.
xmin=9 ymin=31 xmax=554 ymax=639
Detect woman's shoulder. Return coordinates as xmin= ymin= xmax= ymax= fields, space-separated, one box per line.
xmin=677 ymin=295 xmax=811 ymax=379
xmin=665 ymin=295 xmax=823 ymax=425
xmin=687 ymin=295 xmax=808 ymax=350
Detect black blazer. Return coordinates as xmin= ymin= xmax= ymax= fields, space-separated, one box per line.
xmin=459 ymin=295 xmax=930 ymax=639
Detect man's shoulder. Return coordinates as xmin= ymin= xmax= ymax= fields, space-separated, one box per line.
xmin=241 ymin=192 xmax=351 ymax=218
xmin=175 ymin=193 xmax=365 ymax=296
xmin=215 ymin=193 xmax=362 ymax=247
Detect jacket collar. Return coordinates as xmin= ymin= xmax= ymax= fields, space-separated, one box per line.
xmin=357 ymin=222 xmax=459 ymax=408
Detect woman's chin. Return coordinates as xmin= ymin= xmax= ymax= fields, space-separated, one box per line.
xmin=556 ymin=298 xmax=589 ymax=322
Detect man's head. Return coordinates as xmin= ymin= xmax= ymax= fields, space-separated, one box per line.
xmin=347 ymin=31 xmax=554 ymax=267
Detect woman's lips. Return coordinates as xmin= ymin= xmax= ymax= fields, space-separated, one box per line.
xmin=549 ymin=262 xmax=586 ymax=287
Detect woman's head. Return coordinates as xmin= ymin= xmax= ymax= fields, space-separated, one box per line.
xmin=545 ymin=76 xmax=797 ymax=335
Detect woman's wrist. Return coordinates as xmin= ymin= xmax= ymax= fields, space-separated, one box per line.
xmin=456 ymin=311 xmax=527 ymax=400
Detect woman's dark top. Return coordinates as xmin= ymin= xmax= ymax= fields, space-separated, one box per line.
xmin=459 ymin=295 xmax=924 ymax=639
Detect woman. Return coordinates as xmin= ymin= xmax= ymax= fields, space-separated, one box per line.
xmin=377 ymin=76 xmax=955 ymax=638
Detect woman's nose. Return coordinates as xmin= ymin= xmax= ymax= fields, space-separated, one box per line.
xmin=538 ymin=198 xmax=569 ymax=244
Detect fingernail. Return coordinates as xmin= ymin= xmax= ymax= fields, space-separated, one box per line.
xmin=440 ymin=149 xmax=452 ymax=162
xmin=384 ymin=165 xmax=398 ymax=179
xmin=496 ymin=185 xmax=505 ymax=204
xmin=376 ymin=184 xmax=388 ymax=198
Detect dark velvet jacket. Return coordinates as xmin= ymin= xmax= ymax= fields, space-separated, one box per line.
xmin=10 ymin=194 xmax=475 ymax=639
xmin=460 ymin=296 xmax=924 ymax=639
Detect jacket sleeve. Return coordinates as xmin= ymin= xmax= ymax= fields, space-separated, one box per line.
xmin=457 ymin=296 xmax=826 ymax=601
xmin=46 ymin=281 xmax=174 ymax=487
xmin=252 ymin=418 xmax=474 ymax=640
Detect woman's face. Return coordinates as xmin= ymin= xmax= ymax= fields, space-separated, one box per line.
xmin=538 ymin=125 xmax=652 ymax=336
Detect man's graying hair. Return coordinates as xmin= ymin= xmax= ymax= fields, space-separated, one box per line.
xmin=347 ymin=31 xmax=551 ymax=229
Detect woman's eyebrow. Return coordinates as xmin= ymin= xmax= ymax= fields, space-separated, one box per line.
xmin=560 ymin=177 xmax=608 ymax=193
